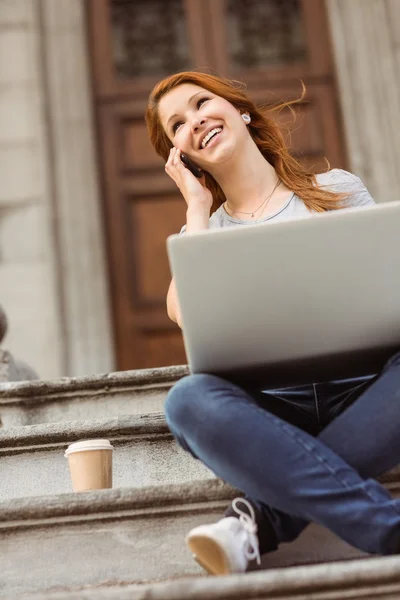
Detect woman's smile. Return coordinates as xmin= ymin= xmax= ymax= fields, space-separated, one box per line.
xmin=199 ymin=127 xmax=224 ymax=151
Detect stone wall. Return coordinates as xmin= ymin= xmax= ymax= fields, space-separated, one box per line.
xmin=327 ymin=0 xmax=400 ymax=202
xmin=0 ymin=0 xmax=114 ymax=379
xmin=0 ymin=0 xmax=63 ymax=378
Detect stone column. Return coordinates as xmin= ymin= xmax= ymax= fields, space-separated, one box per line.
xmin=0 ymin=0 xmax=64 ymax=378
xmin=39 ymin=0 xmax=115 ymax=375
xmin=326 ymin=0 xmax=400 ymax=202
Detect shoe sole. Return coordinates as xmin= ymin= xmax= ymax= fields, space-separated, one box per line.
xmin=186 ymin=534 xmax=231 ymax=575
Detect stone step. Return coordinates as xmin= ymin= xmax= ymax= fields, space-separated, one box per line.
xmin=1 ymin=409 xmax=399 ymax=503
xmin=18 ymin=555 xmax=400 ymax=600
xmin=0 ymin=413 xmax=213 ymax=501
xmin=2 ymin=478 xmax=400 ymax=598
xmin=0 ymin=366 xmax=188 ymax=427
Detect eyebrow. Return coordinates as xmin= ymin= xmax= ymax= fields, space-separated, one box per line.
xmin=166 ymin=91 xmax=204 ymax=130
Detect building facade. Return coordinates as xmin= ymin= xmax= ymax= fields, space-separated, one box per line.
xmin=1 ymin=0 xmax=400 ymax=380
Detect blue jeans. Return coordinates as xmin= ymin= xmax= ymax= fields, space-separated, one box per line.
xmin=165 ymin=351 xmax=400 ymax=556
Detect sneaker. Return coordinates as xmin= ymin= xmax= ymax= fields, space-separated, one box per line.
xmin=185 ymin=497 xmax=261 ymax=575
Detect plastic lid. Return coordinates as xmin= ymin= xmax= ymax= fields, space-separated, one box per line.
xmin=64 ymin=438 xmax=113 ymax=457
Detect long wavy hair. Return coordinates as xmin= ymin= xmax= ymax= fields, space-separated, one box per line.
xmin=146 ymin=71 xmax=346 ymax=213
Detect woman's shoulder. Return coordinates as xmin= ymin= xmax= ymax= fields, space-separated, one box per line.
xmin=315 ymin=168 xmax=375 ymax=207
xmin=316 ymin=168 xmax=362 ymax=189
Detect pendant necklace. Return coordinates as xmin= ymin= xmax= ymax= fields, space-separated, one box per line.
xmin=225 ymin=178 xmax=281 ymax=221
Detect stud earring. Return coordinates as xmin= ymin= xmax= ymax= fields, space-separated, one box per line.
xmin=241 ymin=113 xmax=251 ymax=125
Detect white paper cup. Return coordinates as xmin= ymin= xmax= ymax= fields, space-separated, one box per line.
xmin=64 ymin=439 xmax=113 ymax=492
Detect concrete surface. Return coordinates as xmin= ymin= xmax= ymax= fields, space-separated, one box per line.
xmin=0 ymin=413 xmax=213 ymax=499
xmin=0 ymin=479 xmax=233 ymax=596
xmin=1 ymin=478 xmax=400 ymax=596
xmin=0 ymin=366 xmax=188 ymax=426
xmin=16 ymin=555 xmax=400 ymax=599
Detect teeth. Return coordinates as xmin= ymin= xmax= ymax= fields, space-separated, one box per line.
xmin=201 ymin=127 xmax=222 ymax=149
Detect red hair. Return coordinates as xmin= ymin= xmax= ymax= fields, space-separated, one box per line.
xmin=146 ymin=71 xmax=345 ymax=213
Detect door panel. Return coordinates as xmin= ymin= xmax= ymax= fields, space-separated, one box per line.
xmin=88 ymin=0 xmax=347 ymax=370
xmin=88 ymin=0 xmax=211 ymax=98
xmin=204 ymin=0 xmax=344 ymax=171
xmin=98 ymin=101 xmax=186 ymax=369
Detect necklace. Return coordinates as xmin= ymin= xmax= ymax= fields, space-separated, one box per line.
xmin=224 ymin=178 xmax=281 ymax=221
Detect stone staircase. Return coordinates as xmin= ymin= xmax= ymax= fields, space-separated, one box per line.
xmin=1 ymin=367 xmax=400 ymax=598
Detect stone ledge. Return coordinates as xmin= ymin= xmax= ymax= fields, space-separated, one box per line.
xmin=20 ymin=555 xmax=400 ymax=600
xmin=0 ymin=365 xmax=188 ymax=400
xmin=0 ymin=478 xmax=234 ymax=526
xmin=0 ymin=413 xmax=213 ymax=500
xmin=0 ymin=366 xmax=189 ymax=426
xmin=0 ymin=413 xmax=169 ymax=449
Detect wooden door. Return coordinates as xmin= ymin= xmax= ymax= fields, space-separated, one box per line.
xmin=87 ymin=0 xmax=347 ymax=371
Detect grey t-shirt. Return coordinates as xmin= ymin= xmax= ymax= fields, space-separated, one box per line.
xmin=180 ymin=169 xmax=375 ymax=234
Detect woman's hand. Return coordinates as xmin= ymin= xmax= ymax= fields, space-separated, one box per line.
xmin=165 ymin=147 xmax=213 ymax=211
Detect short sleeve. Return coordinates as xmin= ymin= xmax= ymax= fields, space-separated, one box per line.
xmin=320 ymin=168 xmax=376 ymax=208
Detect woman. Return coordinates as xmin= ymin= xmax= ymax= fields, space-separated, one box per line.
xmin=145 ymin=71 xmax=400 ymax=575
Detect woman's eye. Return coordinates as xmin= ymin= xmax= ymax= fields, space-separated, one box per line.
xmin=172 ymin=98 xmax=209 ymax=134
xmin=172 ymin=121 xmax=183 ymax=134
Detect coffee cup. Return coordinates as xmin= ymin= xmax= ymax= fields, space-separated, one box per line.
xmin=64 ymin=439 xmax=113 ymax=492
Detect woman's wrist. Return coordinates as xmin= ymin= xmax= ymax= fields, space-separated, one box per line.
xmin=185 ymin=204 xmax=210 ymax=233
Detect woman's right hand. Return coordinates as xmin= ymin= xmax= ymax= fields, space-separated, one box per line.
xmin=165 ymin=147 xmax=213 ymax=212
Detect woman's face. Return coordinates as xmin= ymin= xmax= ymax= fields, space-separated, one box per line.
xmin=158 ymin=83 xmax=248 ymax=170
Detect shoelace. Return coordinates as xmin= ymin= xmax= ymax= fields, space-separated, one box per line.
xmin=232 ymin=497 xmax=261 ymax=565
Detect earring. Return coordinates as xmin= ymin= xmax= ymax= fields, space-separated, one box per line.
xmin=241 ymin=113 xmax=251 ymax=125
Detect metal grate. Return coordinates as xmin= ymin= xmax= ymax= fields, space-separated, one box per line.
xmin=111 ymin=0 xmax=192 ymax=79
xmin=226 ymin=0 xmax=307 ymax=69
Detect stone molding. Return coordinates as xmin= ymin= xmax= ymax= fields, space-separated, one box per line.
xmin=0 ymin=364 xmax=188 ymax=399
xmin=0 ymin=413 xmax=171 ymax=450
xmin=0 ymin=478 xmax=233 ymax=525
xmin=0 ymin=364 xmax=188 ymax=426
xmin=38 ymin=0 xmax=115 ymax=376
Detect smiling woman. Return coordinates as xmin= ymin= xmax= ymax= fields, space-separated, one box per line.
xmin=142 ymin=70 xmax=400 ymax=580
xmin=146 ymin=71 xmax=347 ymax=216
xmin=145 ymin=70 xmax=374 ymax=328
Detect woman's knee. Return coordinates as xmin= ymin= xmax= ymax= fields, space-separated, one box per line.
xmin=164 ymin=373 xmax=230 ymax=433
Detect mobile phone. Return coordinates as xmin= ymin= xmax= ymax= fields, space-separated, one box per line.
xmin=180 ymin=153 xmax=203 ymax=178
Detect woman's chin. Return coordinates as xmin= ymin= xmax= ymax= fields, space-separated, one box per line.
xmin=203 ymin=144 xmax=237 ymax=169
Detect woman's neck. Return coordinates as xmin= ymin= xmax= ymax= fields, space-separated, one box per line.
xmin=211 ymin=142 xmax=283 ymax=213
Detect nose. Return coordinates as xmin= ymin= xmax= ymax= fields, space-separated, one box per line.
xmin=192 ymin=118 xmax=206 ymax=133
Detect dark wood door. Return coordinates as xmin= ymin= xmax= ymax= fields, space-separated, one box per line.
xmin=87 ymin=0 xmax=347 ymax=371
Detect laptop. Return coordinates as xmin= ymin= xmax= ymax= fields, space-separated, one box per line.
xmin=167 ymin=201 xmax=400 ymax=387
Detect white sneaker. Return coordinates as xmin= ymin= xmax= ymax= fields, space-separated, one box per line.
xmin=185 ymin=498 xmax=261 ymax=575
